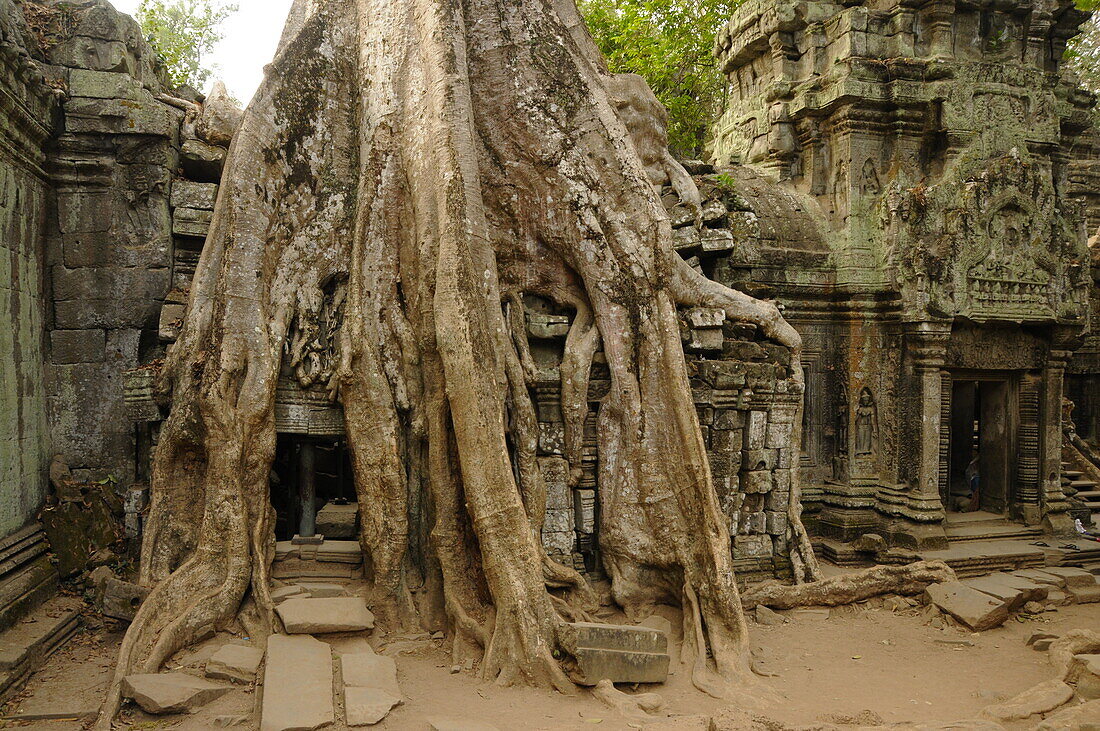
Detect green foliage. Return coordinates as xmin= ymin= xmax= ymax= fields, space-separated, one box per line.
xmin=136 ymin=0 xmax=237 ymax=90
xmin=1068 ymin=1 xmax=1100 ymax=97
xmin=579 ymin=0 xmax=741 ymax=158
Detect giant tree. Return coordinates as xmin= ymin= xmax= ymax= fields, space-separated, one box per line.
xmin=96 ymin=0 xmax=820 ymax=723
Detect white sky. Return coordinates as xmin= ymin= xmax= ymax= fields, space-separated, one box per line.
xmin=111 ymin=0 xmax=295 ymax=104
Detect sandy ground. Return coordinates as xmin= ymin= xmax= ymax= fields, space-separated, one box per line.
xmin=2 ymin=595 xmax=1098 ymax=730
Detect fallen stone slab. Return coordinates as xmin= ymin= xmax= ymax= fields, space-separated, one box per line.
xmin=344 ymin=686 xmax=401 ymax=726
xmin=980 ymin=678 xmax=1075 ymax=721
xmin=276 ymin=597 xmax=375 ymax=634
xmin=925 ymin=582 xmax=1010 ymax=632
xmin=316 ymin=502 xmax=358 ymax=539
xmin=962 ymin=576 xmax=1029 ymax=612
xmin=340 ymin=653 xmax=400 ymax=697
xmin=206 ymin=644 xmax=264 ymax=684
xmin=1035 ymin=698 xmax=1100 ymax=729
xmin=121 ymin=672 xmax=230 ymax=714
xmin=428 ymin=717 xmax=501 ymax=731
xmin=261 ymin=635 xmax=333 ymax=731
xmin=1013 ymin=569 xmax=1066 ymax=585
xmin=1038 ymin=567 xmax=1097 ymax=590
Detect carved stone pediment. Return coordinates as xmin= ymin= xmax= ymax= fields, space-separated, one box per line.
xmin=888 ymin=152 xmax=1089 ymax=326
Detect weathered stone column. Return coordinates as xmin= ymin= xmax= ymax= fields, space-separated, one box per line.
xmin=898 ymin=322 xmax=949 ymax=549
xmin=298 ymin=442 xmax=317 ymax=540
xmin=1040 ymin=345 xmax=1074 ymax=536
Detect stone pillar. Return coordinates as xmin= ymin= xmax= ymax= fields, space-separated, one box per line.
xmin=898 ymin=323 xmax=949 ymax=549
xmin=1040 ymin=346 xmax=1074 ymax=536
xmin=298 ymin=442 xmax=317 ymax=540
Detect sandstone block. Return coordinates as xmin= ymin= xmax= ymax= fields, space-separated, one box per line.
xmin=963 ymin=575 xmax=1031 ymax=612
xmin=540 ymin=457 xmax=571 ymax=510
xmin=95 ymin=576 xmax=149 ymax=622
xmin=315 ymin=502 xmax=358 ymax=539
xmin=66 ymin=96 xmax=181 ymax=139
xmin=298 ymin=582 xmax=348 ymax=598
xmin=121 ymin=672 xmax=229 ymax=714
xmin=1040 ymin=567 xmax=1098 ymax=589
xmin=269 ymin=585 xmax=306 ymax=604
xmin=1067 ymin=583 xmax=1100 ymax=604
xmin=567 ymin=622 xmax=670 ymax=685
xmin=171 ymin=180 xmax=219 ymax=210
xmin=67 ymin=68 xmax=142 ymax=100
xmin=713 ymin=409 xmax=744 ymax=430
xmin=344 ymin=687 xmax=401 ymax=726
xmin=276 ymin=597 xmax=375 ymax=634
xmin=744 ymin=411 xmax=767 ymax=449
xmin=181 ymin=139 xmax=226 ymax=181
xmin=173 ymin=207 xmax=213 ymax=238
xmin=741 ymin=470 xmax=772 ymax=494
xmin=50 ymin=329 xmax=105 ymax=364
xmin=196 ymin=82 xmax=243 ymax=146
xmin=925 ymin=582 xmax=1009 ymax=632
xmin=206 ymin=644 xmax=264 ymax=684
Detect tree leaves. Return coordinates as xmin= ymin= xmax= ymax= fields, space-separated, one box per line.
xmin=136 ymin=0 xmax=237 ymax=91
xmin=579 ymin=0 xmax=741 ymax=158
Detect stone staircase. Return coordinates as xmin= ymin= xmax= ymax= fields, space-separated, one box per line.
xmin=943 ymin=511 xmax=1044 ymax=544
xmin=1062 ymin=461 xmax=1100 ymax=517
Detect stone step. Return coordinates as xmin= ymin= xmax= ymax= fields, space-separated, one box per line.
xmin=1062 ymin=470 xmax=1085 ymax=479
xmin=1069 ymin=480 xmax=1098 ymax=490
xmin=261 ymin=635 xmax=334 ymax=731
xmin=0 ymin=597 xmax=82 ymax=703
xmin=1073 ymin=490 xmax=1100 ymax=501
xmin=944 ymin=523 xmax=1043 ymax=543
xmin=276 ymin=597 xmax=375 ymax=634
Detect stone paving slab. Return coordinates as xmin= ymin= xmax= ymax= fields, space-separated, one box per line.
xmin=260 ymin=635 xmax=333 ymax=731
xmin=344 ymin=686 xmax=401 ymax=726
xmin=340 ymin=653 xmax=400 ymax=696
xmin=205 ymin=644 xmax=264 ymax=684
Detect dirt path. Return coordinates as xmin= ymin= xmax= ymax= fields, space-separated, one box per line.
xmin=3 ymin=600 xmax=1097 ymax=729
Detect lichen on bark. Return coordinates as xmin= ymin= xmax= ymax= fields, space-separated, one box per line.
xmin=96 ymin=0 xmax=817 ymax=725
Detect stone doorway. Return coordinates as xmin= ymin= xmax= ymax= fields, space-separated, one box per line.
xmin=945 ymin=376 xmax=1016 ymax=515
xmin=270 ymin=436 xmax=352 ymax=541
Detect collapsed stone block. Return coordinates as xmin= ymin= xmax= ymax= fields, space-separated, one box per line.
xmin=925 ymin=582 xmax=1009 ymax=632
xmin=276 ymin=597 xmax=375 ymax=634
xmin=315 ymin=502 xmax=358 ymax=539
xmin=566 ymin=622 xmax=669 ymax=685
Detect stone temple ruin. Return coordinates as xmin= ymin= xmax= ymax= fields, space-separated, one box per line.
xmin=0 ymin=0 xmax=1099 ymax=724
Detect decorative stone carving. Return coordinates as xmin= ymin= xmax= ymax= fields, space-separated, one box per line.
xmin=854 ymin=388 xmax=876 ymax=457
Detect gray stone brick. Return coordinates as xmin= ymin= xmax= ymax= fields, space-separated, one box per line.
xmin=766 ymin=511 xmax=787 ymax=535
xmin=765 ymin=420 xmax=794 ymax=449
xmin=172 ymin=207 xmax=213 ymax=238
xmin=540 ymin=456 xmax=571 ymax=510
xmin=744 ymin=410 xmax=767 ymax=449
xmin=50 ymin=329 xmax=105 ymax=364
xmin=764 ymin=488 xmax=789 ymax=511
xmin=57 ymin=192 xmax=113 ymax=234
xmin=713 ymin=409 xmax=744 ymax=430
xmin=53 ymin=266 xmax=168 ymax=303
xmin=741 ymin=470 xmax=772 ymax=494
xmin=170 ymin=181 xmax=219 ymax=210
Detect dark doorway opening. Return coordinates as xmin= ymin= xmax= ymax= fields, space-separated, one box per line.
xmin=947 ymin=377 xmax=1014 ymax=514
xmin=270 ymin=436 xmax=352 ymax=541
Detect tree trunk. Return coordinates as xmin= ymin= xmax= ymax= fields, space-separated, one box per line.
xmin=740 ymin=561 xmax=958 ymax=610
xmin=96 ymin=0 xmax=816 ymax=724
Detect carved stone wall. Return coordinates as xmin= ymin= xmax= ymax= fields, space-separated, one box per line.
xmin=0 ymin=2 xmax=55 ymax=537
xmin=707 ymin=0 xmax=1096 ymax=545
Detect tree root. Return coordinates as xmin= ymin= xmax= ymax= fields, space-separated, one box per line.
xmin=740 ymin=560 xmax=957 ymax=610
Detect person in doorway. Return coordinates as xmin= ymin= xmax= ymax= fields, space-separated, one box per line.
xmin=965 ymin=450 xmax=981 ymax=512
